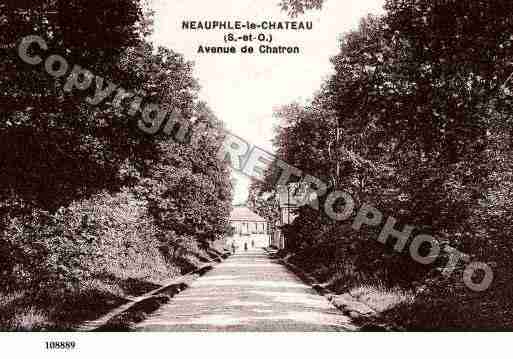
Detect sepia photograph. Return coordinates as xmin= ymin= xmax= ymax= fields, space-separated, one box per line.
xmin=1 ymin=0 xmax=512 ymax=356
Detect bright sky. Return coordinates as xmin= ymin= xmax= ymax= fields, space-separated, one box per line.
xmin=151 ymin=0 xmax=384 ymax=204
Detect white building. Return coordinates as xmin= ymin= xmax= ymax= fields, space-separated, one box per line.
xmin=228 ymin=206 xmax=270 ymax=249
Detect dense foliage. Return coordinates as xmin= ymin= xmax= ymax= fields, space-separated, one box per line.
xmin=0 ymin=0 xmax=232 ymax=327
xmin=253 ymin=0 xmax=513 ymax=328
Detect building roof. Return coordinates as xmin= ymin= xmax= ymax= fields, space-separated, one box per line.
xmin=229 ymin=206 xmax=266 ymax=222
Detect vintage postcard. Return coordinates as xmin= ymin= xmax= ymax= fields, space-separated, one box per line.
xmin=0 ymin=0 xmax=512 ymax=356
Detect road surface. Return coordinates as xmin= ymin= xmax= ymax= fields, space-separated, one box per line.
xmin=135 ymin=249 xmax=355 ymax=331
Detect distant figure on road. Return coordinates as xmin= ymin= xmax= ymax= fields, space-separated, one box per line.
xmin=231 ymin=242 xmax=236 ymax=253
xmin=244 ymin=242 xmax=248 ymax=251
xmin=251 ymin=239 xmax=255 ymax=248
